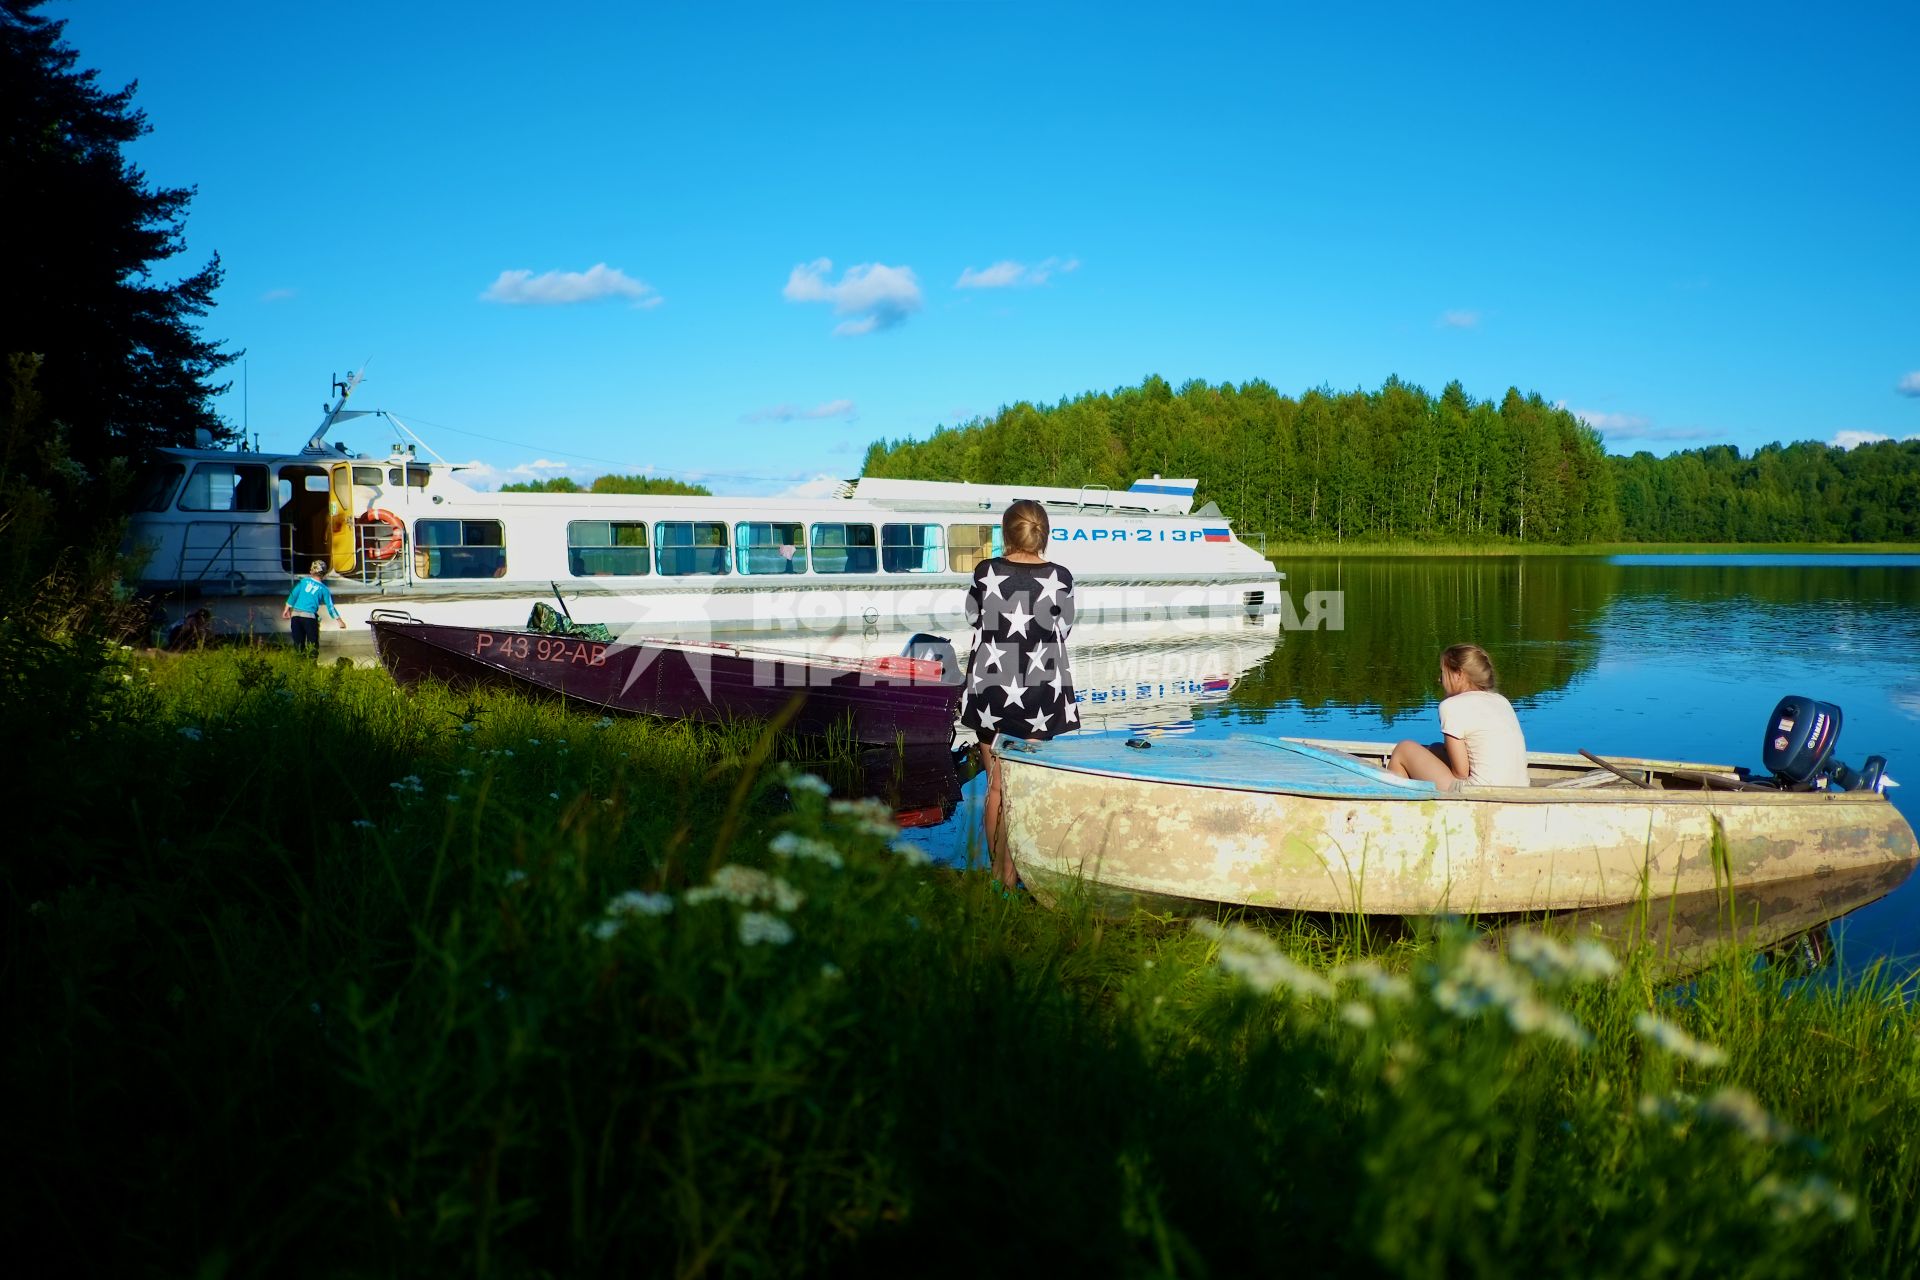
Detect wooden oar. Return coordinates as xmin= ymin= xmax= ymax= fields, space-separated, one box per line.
xmin=1580 ymin=749 xmax=1652 ymax=789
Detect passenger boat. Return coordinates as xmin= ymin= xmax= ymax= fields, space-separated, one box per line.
xmin=370 ymin=612 xmax=962 ymax=746
xmin=996 ymin=727 xmax=1920 ymax=915
xmin=126 ymin=372 xmax=1283 ymax=641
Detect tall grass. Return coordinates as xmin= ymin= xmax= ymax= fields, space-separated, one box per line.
xmin=6 ymin=636 xmax=1919 ymax=1277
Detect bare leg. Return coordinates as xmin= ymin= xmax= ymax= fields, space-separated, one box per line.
xmin=980 ymin=745 xmax=1016 ymax=890
xmin=1387 ymin=739 xmax=1461 ymax=786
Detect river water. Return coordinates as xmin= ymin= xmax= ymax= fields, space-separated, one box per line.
xmin=892 ymin=554 xmax=1920 ymax=972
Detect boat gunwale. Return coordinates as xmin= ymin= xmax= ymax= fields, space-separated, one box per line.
xmin=998 ymin=734 xmax=1899 ymax=807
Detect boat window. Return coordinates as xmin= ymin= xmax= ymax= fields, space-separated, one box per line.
xmin=387 ymin=466 xmax=430 ymax=488
xmin=414 ymin=518 xmax=507 ymax=578
xmin=568 ymin=520 xmax=650 ymax=576
xmin=654 ymin=521 xmax=730 ymax=575
xmin=947 ymin=523 xmax=1002 ymax=573
xmin=178 ymin=462 xmax=272 ymax=512
xmin=882 ymin=523 xmax=944 ymax=573
xmin=735 ymin=521 xmax=808 ymax=575
xmin=275 ymin=472 xmax=332 ymax=508
xmin=133 ymin=462 xmax=185 ymax=512
xmin=353 ymin=466 xmax=384 ymax=487
xmin=809 ymin=523 xmax=876 ymax=574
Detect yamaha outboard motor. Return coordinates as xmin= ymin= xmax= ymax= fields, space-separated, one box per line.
xmin=1760 ymin=695 xmax=1888 ymax=792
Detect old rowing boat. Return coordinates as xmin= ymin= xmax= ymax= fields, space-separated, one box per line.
xmin=370 ymin=612 xmax=962 ymax=746
xmin=996 ymin=734 xmax=1920 ymax=914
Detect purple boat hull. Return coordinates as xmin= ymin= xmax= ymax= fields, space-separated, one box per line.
xmin=371 ymin=617 xmax=962 ymax=747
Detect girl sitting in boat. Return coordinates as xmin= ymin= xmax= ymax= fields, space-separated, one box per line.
xmin=1386 ymin=643 xmax=1530 ymax=788
xmin=961 ymin=499 xmax=1079 ymax=889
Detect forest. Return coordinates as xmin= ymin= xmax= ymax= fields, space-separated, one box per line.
xmin=497 ymin=473 xmax=712 ymax=496
xmin=860 ymin=377 xmax=1920 ymax=545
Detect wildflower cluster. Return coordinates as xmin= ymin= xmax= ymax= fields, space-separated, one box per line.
xmin=684 ymin=864 xmax=805 ymax=947
xmin=1634 ymin=1011 xmax=1730 ymax=1067
xmin=586 ymin=888 xmax=675 ymax=941
xmin=1191 ymin=920 xmax=1333 ymax=1001
xmin=1429 ymin=940 xmax=1593 ymax=1047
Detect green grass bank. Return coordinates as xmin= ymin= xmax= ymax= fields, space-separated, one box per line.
xmin=6 ymin=628 xmax=1920 ymax=1277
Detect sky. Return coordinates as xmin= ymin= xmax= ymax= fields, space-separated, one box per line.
xmin=56 ymin=0 xmax=1920 ymax=494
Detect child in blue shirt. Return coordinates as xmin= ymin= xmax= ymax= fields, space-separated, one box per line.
xmin=282 ymin=560 xmax=345 ymax=654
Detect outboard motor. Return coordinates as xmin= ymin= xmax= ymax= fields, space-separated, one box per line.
xmin=1760 ymin=695 xmax=1888 ymax=792
xmin=903 ymin=632 xmax=962 ymax=685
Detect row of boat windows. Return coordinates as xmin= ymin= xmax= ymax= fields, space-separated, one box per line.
xmin=136 ymin=461 xmax=428 ymax=512
xmin=410 ymin=519 xmax=1006 ymax=579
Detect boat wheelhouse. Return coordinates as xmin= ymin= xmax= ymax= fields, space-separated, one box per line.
xmin=126 ymin=375 xmax=1284 ymax=642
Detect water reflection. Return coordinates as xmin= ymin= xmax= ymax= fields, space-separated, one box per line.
xmin=1229 ymin=557 xmax=1617 ymax=718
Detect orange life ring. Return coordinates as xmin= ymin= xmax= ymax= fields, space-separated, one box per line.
xmin=359 ymin=508 xmax=405 ymax=561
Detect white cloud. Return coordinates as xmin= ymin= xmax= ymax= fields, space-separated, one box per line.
xmin=1437 ymin=309 xmax=1480 ymax=329
xmin=1830 ymin=430 xmax=1920 ymax=450
xmin=1898 ymin=371 xmax=1920 ymax=397
xmin=743 ymin=399 xmax=857 ymax=423
xmin=482 ymin=263 xmax=661 ymax=307
xmin=783 ymin=258 xmax=922 ymax=334
xmin=453 ymin=457 xmax=592 ymax=490
xmin=1570 ymin=408 xmax=1651 ymax=433
xmin=954 ymin=256 xmax=1080 ymax=289
xmin=261 ymin=288 xmax=296 ymax=303
xmin=1561 ymin=404 xmax=1719 ymax=445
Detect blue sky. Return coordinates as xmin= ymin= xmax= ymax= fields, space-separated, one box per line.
xmin=61 ymin=0 xmax=1920 ymax=493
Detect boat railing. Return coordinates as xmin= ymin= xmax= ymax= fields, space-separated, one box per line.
xmin=175 ymin=521 xmax=412 ymax=590
xmin=177 ymin=521 xmax=291 ymax=591
xmin=1077 ymin=483 xmax=1114 ymax=512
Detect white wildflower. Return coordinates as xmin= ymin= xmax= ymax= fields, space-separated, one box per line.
xmin=589 ymin=919 xmax=622 ymax=941
xmin=1701 ymin=1087 xmax=1791 ymax=1145
xmin=549 ymin=792 xmax=560 ymax=801
xmin=780 ymin=767 xmax=832 ymax=798
xmin=606 ymin=889 xmax=674 ymax=918
xmin=1507 ymin=996 xmax=1592 ymax=1047
xmin=1340 ymin=1001 xmax=1377 ymax=1029
xmin=738 ymin=910 xmax=795 ymax=947
xmin=456 ymin=768 xmax=473 ymax=778
xmin=820 ymin=962 xmax=843 ymax=981
xmin=1634 ymin=1011 xmax=1728 ymax=1067
xmin=1191 ymin=920 xmax=1333 ymax=1000
xmin=592 ymin=717 xmax=614 ymax=729
xmin=686 ymin=864 xmax=805 ymax=912
xmin=1331 ymin=960 xmax=1413 ymax=1002
xmin=1509 ymin=929 xmax=1621 ymax=984
xmin=177 ymin=726 xmax=202 ymax=741
xmin=770 ymin=831 xmax=845 ymax=869
xmin=351 ymin=819 xmax=377 ymax=831
xmin=889 ymin=837 xmax=933 ymax=866
xmin=388 ymin=775 xmax=425 ymax=794
xmin=1754 ymin=1173 xmax=1857 ymax=1224
xmin=527 ymin=738 xmax=541 ymax=746
xmin=829 ymin=796 xmax=899 ymax=838
xmin=446 ymin=794 xmax=461 ymax=802
xmin=458 ymin=722 xmax=479 ymax=734
xmin=503 ymin=869 xmax=527 ymax=886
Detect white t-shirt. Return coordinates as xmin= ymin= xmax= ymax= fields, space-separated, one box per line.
xmin=1438 ymin=690 xmax=1530 ymax=787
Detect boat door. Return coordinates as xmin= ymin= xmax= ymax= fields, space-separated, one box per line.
xmin=328 ymin=462 xmax=359 ymax=573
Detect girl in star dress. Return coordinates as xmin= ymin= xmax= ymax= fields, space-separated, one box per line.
xmin=960 ymin=499 xmax=1078 ymax=889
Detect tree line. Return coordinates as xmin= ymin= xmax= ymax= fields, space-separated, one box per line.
xmin=861 ymin=376 xmax=1920 ymax=545
xmin=498 ymin=474 xmax=711 ymax=496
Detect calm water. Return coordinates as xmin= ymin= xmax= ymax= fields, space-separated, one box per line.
xmin=898 ymin=554 xmax=1920 ymax=971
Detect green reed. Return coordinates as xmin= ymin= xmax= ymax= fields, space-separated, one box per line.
xmin=5 ymin=633 xmax=1918 ymax=1278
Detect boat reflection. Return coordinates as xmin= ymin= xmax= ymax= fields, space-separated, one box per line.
xmin=1496 ymin=857 xmax=1919 ymax=978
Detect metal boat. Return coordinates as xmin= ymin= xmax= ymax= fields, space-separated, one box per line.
xmin=370 ymin=612 xmax=963 ymax=746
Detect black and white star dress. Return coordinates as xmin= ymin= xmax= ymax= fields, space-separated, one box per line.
xmin=959 ymin=557 xmax=1078 ymax=744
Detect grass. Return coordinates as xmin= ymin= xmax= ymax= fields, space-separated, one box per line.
xmin=1259 ymin=540 xmax=1920 ymax=558
xmin=7 ymin=625 xmax=1920 ymax=1277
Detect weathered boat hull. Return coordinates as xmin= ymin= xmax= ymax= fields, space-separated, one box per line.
xmin=999 ymin=735 xmax=1920 ymax=914
xmin=371 ymin=616 xmax=961 ymax=746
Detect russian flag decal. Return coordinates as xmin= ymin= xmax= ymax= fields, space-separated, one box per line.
xmin=1203 ymin=527 xmax=1231 ymax=542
